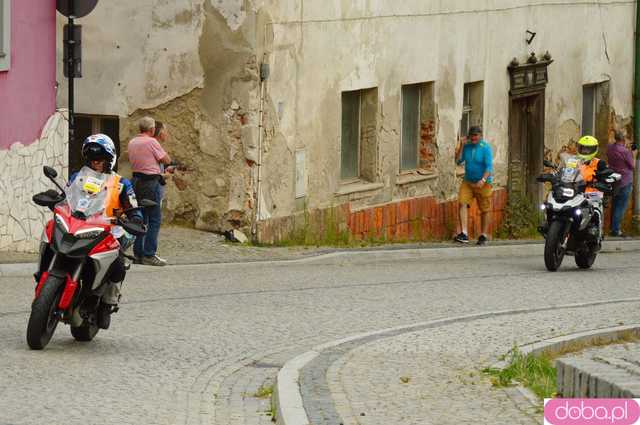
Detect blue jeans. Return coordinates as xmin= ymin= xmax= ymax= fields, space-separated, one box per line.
xmin=611 ymin=183 xmax=632 ymax=233
xmin=133 ymin=181 xmax=162 ymax=258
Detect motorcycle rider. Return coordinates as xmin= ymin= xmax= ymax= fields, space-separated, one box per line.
xmin=575 ymin=135 xmax=609 ymax=235
xmin=69 ymin=134 xmax=143 ymax=329
xmin=576 ymin=135 xmax=608 ymax=188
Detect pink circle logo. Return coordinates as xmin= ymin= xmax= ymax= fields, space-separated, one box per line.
xmin=544 ymin=399 xmax=640 ymax=425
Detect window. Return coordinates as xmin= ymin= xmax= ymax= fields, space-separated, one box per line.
xmin=71 ymin=115 xmax=120 ymax=174
xmin=401 ymin=82 xmax=437 ymax=172
xmin=341 ymin=90 xmax=360 ymax=180
xmin=460 ymin=82 xmax=484 ymax=137
xmin=0 ymin=0 xmax=10 ymax=71
xmin=582 ymin=84 xmax=597 ymax=136
xmin=340 ymin=87 xmax=378 ymax=181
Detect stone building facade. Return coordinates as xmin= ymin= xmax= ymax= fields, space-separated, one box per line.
xmin=56 ymin=0 xmax=636 ymax=244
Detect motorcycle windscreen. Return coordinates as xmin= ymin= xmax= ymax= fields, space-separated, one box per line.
xmin=64 ymin=167 xmax=110 ymax=217
xmin=558 ymin=155 xmax=585 ymax=185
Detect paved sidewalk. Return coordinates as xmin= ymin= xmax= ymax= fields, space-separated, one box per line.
xmin=2 ymin=225 xmax=639 ymax=267
xmin=288 ymin=303 xmax=640 ymax=425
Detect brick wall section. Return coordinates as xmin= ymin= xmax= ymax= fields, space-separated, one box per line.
xmin=257 ymin=189 xmax=508 ymax=244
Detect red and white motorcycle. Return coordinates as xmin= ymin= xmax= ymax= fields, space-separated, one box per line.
xmin=27 ymin=166 xmax=151 ymax=350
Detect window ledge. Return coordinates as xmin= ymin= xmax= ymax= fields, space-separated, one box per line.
xmin=396 ymin=170 xmax=438 ymax=185
xmin=335 ymin=181 xmax=384 ymax=196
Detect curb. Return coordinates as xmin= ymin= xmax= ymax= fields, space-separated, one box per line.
xmin=272 ymin=299 xmax=640 ymax=425
xmin=3 ymin=239 xmax=640 ymax=278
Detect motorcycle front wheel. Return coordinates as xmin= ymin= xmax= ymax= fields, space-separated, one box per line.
xmin=544 ymin=221 xmax=567 ymax=272
xmin=71 ymin=322 xmax=99 ymax=342
xmin=27 ymin=275 xmax=65 ymax=350
xmin=575 ymin=249 xmax=597 ymax=269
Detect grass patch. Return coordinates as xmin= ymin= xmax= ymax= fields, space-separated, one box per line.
xmin=483 ymin=331 xmax=640 ymax=401
xmin=483 ymin=347 xmax=557 ymax=400
xmin=254 ymin=385 xmax=274 ymax=399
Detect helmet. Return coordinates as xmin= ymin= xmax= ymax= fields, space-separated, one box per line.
xmin=82 ymin=134 xmax=117 ymax=172
xmin=577 ymin=135 xmax=598 ymax=161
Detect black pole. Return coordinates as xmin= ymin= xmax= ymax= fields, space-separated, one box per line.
xmin=67 ymin=1 xmax=75 ymax=167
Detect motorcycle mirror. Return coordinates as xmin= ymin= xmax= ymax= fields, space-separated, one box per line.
xmin=43 ymin=166 xmax=58 ymax=179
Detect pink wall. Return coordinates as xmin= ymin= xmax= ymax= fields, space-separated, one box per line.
xmin=0 ymin=0 xmax=56 ymax=149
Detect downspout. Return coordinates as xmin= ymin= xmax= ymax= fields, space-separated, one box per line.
xmin=634 ymin=0 xmax=640 ymax=231
xmin=251 ymin=61 xmax=269 ymax=240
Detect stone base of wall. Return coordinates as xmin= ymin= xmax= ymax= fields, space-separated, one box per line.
xmin=257 ymin=189 xmax=508 ymax=245
xmin=0 ymin=111 xmax=69 ymax=253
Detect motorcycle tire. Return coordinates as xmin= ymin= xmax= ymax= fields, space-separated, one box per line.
xmin=70 ymin=322 xmax=99 ymax=342
xmin=575 ymin=250 xmax=597 ymax=269
xmin=26 ymin=275 xmax=65 ymax=350
xmin=544 ymin=221 xmax=566 ymax=272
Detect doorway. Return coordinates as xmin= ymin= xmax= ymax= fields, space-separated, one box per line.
xmin=508 ymin=92 xmax=545 ymax=206
xmin=69 ymin=114 xmax=120 ymax=174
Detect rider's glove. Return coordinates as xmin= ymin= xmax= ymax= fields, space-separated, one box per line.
xmin=631 ymin=143 xmax=637 ymax=151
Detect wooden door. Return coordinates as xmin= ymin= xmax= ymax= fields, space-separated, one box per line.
xmin=509 ymin=93 xmax=545 ymax=205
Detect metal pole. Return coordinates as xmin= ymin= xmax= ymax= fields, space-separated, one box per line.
xmin=67 ymin=1 xmax=75 ymax=169
xmin=252 ymin=76 xmax=265 ymax=240
xmin=633 ymin=0 xmax=640 ymax=231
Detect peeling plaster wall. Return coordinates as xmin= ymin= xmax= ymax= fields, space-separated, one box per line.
xmin=260 ymin=0 xmax=635 ymax=222
xmin=57 ymin=0 xmax=635 ymax=235
xmin=58 ymin=1 xmax=263 ymax=232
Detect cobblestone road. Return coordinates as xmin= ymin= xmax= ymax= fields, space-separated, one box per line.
xmin=0 ymin=245 xmax=638 ymax=425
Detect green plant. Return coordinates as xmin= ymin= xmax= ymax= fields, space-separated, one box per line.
xmin=483 ymin=346 xmax=557 ymax=400
xmin=497 ymin=193 xmax=542 ymax=239
xmin=254 ymin=385 xmax=274 ymax=399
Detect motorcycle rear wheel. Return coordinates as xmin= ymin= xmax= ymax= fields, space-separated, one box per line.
xmin=544 ymin=221 xmax=566 ymax=272
xmin=70 ymin=322 xmax=99 ymax=342
xmin=27 ymin=275 xmax=65 ymax=350
xmin=575 ymin=249 xmax=597 ymax=269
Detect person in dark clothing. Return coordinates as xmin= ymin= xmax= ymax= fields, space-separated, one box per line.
xmin=607 ymin=131 xmax=635 ymax=237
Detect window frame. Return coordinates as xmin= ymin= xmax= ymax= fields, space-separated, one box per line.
xmin=582 ymin=84 xmax=597 ymax=136
xmin=0 ymin=0 xmax=10 ymax=72
xmin=400 ymin=84 xmax=421 ymax=172
xmin=340 ymin=90 xmax=362 ymax=182
xmin=460 ymin=84 xmax=473 ymax=137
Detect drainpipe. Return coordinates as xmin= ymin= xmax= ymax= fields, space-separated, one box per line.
xmin=251 ymin=61 xmax=269 ymax=240
xmin=634 ymin=0 xmax=640 ymax=231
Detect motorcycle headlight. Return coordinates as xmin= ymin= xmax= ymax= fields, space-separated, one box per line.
xmin=561 ymin=188 xmax=575 ymax=198
xmin=74 ymin=227 xmax=104 ymax=240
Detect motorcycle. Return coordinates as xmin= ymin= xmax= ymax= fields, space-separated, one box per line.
xmin=537 ymin=155 xmax=620 ymax=271
xmin=27 ymin=166 xmax=153 ymax=350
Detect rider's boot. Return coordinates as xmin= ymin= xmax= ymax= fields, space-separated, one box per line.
xmin=99 ymin=281 xmax=122 ymax=329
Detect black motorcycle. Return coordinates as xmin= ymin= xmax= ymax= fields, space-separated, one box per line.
xmin=537 ymin=156 xmax=620 ymax=271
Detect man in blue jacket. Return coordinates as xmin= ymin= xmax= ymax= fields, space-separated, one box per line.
xmin=454 ymin=126 xmax=494 ymax=245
